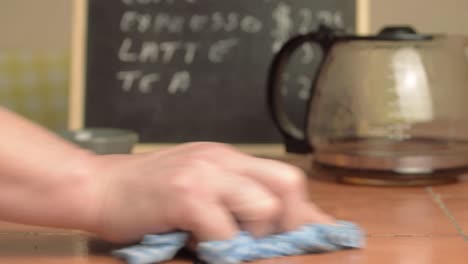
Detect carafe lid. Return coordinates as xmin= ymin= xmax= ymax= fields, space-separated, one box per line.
xmin=375 ymin=26 xmax=433 ymax=41
xmin=330 ymin=25 xmax=435 ymax=41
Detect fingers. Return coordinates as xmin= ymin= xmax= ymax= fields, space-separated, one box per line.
xmin=181 ymin=143 xmax=335 ymax=231
xmin=221 ymin=156 xmax=335 ymax=229
xmin=302 ymin=203 xmax=335 ymax=224
xmin=171 ymin=163 xmax=281 ymax=241
xmin=179 ymin=200 xmax=238 ymax=242
xmin=171 ymin=143 xmax=309 ymax=199
xmin=225 ymin=156 xmax=310 ymax=199
xmin=281 ymin=202 xmax=336 ymax=231
xmin=160 ymin=142 xmax=334 ymax=238
xmin=177 ymin=180 xmax=280 ymax=243
xmin=217 ymin=174 xmax=281 ymax=238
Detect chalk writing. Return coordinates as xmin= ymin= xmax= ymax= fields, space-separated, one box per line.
xmin=121 ymin=11 xmax=263 ymax=34
xmin=118 ymin=38 xmax=237 ymax=65
xmin=241 ymin=15 xmax=263 ymax=33
xmin=317 ymin=10 xmax=344 ymax=28
xmin=190 ymin=15 xmax=209 ymax=32
xmin=208 ymin=39 xmax=239 ymax=63
xmin=117 ymin=70 xmax=142 ymax=92
xmin=117 ymin=71 xmax=191 ymax=94
xmin=271 ymin=2 xmax=292 ymax=52
xmin=118 ymin=38 xmax=138 ymax=62
xmin=297 ymin=75 xmax=311 ymax=100
xmin=301 ymin=44 xmax=314 ymax=64
xmin=139 ymin=73 xmax=160 ymax=93
xmin=279 ymin=74 xmax=312 ymax=100
xmin=298 ymin=8 xmax=313 ymax=34
xmin=115 ymin=0 xmax=349 ymax=95
xmin=211 ymin=12 xmax=237 ymax=32
xmin=168 ymin=71 xmax=191 ymax=94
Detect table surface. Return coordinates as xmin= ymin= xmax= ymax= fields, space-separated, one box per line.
xmin=1 ymin=154 xmax=468 ymax=264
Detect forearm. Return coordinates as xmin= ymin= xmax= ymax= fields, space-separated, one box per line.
xmin=0 ymin=107 xmax=99 ymax=231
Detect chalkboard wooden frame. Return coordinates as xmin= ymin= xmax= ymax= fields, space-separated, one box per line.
xmin=69 ymin=0 xmax=370 ymax=155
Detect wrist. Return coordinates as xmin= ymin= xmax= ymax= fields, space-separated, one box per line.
xmin=53 ymin=148 xmax=102 ymax=233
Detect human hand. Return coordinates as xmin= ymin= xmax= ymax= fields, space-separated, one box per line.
xmin=86 ymin=142 xmax=334 ymax=243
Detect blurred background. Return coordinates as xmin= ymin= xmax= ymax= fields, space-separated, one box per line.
xmin=0 ymin=0 xmax=467 ymax=131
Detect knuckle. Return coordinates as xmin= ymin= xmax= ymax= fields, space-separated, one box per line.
xmin=247 ymin=197 xmax=281 ymax=221
xmin=167 ymin=168 xmax=212 ymax=203
xmin=167 ymin=170 xmax=199 ymax=196
xmin=258 ymin=198 xmax=282 ymax=218
xmin=169 ymin=181 xmax=205 ymax=229
xmin=183 ymin=156 xmax=212 ymax=170
xmin=190 ymin=142 xmax=237 ymax=156
xmin=280 ymin=166 xmax=307 ymax=191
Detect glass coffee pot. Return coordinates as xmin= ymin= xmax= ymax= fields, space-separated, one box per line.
xmin=268 ymin=25 xmax=468 ymax=181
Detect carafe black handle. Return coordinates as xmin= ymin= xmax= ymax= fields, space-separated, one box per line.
xmin=267 ymin=25 xmax=336 ymax=153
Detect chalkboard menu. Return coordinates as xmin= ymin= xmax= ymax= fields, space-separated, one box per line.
xmin=81 ymin=0 xmax=356 ymax=143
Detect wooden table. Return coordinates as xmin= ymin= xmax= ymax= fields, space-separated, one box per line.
xmin=1 ymin=154 xmax=468 ymax=263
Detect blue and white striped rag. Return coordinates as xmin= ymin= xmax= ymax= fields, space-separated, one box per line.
xmin=112 ymin=221 xmax=365 ymax=264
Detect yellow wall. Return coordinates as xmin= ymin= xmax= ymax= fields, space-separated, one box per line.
xmin=0 ymin=0 xmax=72 ymax=50
xmin=0 ymin=0 xmax=72 ymax=130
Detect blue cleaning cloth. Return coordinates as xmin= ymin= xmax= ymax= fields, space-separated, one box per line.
xmin=112 ymin=232 xmax=189 ymax=264
xmin=112 ymin=221 xmax=365 ymax=264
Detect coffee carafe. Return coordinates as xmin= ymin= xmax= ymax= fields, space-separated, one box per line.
xmin=268 ymin=25 xmax=468 ymax=177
